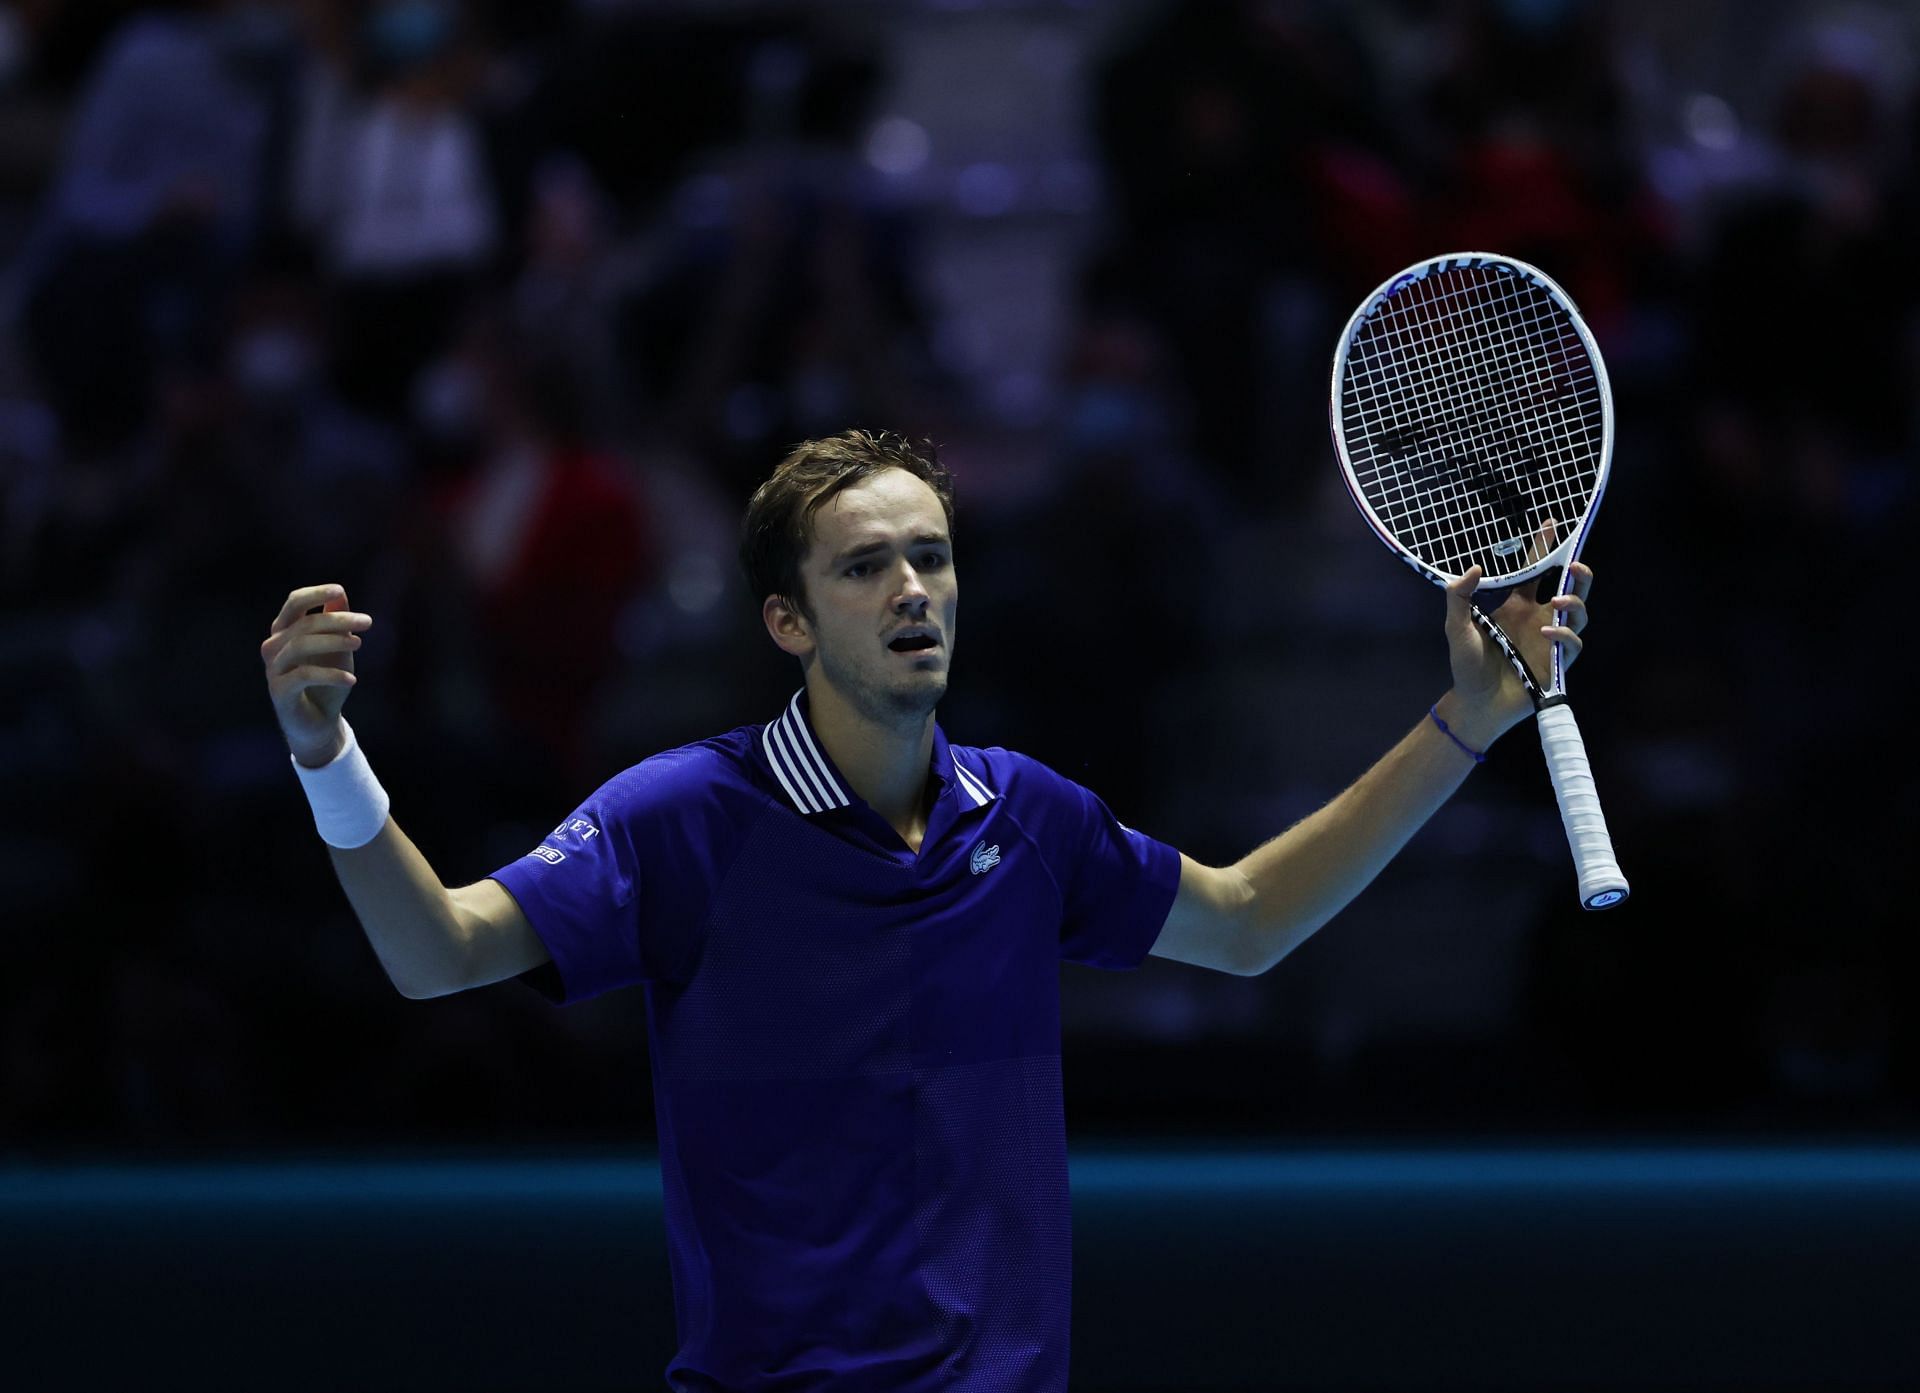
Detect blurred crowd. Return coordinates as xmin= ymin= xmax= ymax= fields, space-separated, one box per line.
xmin=0 ymin=0 xmax=1913 ymax=1153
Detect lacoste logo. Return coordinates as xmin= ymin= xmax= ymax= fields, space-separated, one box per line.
xmin=527 ymin=846 xmax=565 ymax=865
xmin=970 ymin=840 xmax=1001 ymax=875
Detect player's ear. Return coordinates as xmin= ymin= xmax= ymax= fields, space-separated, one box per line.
xmin=763 ymin=592 xmax=814 ymax=659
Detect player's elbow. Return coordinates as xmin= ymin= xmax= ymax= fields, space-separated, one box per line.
xmin=1154 ymin=858 xmax=1269 ymax=977
xmin=389 ymin=951 xmax=470 ymax=1001
xmin=392 ymin=952 xmax=476 ymax=999
xmin=396 ymin=975 xmax=462 ymax=1001
xmin=1217 ymin=866 xmax=1271 ymax=977
xmin=1249 ymin=904 xmax=1341 ymax=977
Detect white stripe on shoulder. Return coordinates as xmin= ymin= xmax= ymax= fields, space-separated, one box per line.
xmin=785 ymin=691 xmax=850 ymax=808
xmin=762 ymin=723 xmax=821 ymax=814
xmin=950 ymin=754 xmax=996 ymax=808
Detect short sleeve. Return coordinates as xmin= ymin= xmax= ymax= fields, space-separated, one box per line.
xmin=486 ymin=744 xmax=744 ymax=1005
xmin=996 ymin=750 xmax=1183 ymax=970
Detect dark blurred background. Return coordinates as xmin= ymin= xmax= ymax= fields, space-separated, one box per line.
xmin=0 ymin=0 xmax=1913 ymax=1156
xmin=4 ymin=2 xmax=1919 ymax=1387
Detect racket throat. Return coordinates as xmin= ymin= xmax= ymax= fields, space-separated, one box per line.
xmin=1469 ymin=603 xmax=1545 ymax=704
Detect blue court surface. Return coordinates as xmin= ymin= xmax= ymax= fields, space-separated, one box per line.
xmin=5 ymin=1140 xmax=1917 ymax=1391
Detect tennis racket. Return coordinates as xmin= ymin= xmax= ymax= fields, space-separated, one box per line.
xmin=1329 ymin=252 xmax=1629 ymax=910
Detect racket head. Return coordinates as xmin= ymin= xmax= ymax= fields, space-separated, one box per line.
xmin=1329 ymin=253 xmax=1614 ymax=593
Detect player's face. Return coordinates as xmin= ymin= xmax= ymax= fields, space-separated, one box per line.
xmin=795 ymin=469 xmax=957 ymax=725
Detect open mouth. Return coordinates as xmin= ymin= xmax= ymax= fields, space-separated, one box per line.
xmin=887 ymin=634 xmax=939 ymax=653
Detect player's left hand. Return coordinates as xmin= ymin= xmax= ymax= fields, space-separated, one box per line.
xmin=1442 ymin=546 xmax=1594 ymax=744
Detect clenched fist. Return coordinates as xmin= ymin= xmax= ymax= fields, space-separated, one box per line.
xmin=261 ymin=584 xmax=373 ymax=767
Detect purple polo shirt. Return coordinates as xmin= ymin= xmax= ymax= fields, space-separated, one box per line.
xmin=487 ymin=686 xmax=1182 ymax=1392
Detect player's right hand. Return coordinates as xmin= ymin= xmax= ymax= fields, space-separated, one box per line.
xmin=262 ymin=584 xmax=373 ymax=767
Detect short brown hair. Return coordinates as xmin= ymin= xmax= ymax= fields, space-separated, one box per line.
xmin=739 ymin=429 xmax=955 ymax=620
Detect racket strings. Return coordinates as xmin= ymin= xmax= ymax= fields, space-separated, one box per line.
xmin=1352 ymin=276 xmax=1596 ymax=571
xmin=1390 ymin=281 xmax=1590 ymax=560
xmin=1370 ymin=274 xmax=1594 ymax=521
xmin=1340 ymin=267 xmax=1603 ymax=579
xmin=1364 ymin=278 xmax=1593 ymax=564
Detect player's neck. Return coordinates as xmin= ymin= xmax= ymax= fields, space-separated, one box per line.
xmin=805 ymin=678 xmax=936 ymax=830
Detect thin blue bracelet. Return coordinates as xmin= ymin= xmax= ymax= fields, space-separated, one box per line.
xmin=1429 ymin=704 xmax=1486 ymax=764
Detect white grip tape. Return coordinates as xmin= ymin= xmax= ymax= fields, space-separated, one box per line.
xmin=291 ymin=716 xmax=391 ymax=849
xmin=1535 ymin=703 xmax=1630 ymax=909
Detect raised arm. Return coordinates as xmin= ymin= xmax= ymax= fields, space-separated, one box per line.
xmin=1150 ymin=563 xmax=1592 ymax=976
xmin=262 ymin=583 xmax=549 ymax=999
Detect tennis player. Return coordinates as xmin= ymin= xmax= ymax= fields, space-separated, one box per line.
xmin=262 ymin=428 xmax=1591 ymax=1391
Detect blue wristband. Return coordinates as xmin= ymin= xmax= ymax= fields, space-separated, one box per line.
xmin=1429 ymin=704 xmax=1486 ymax=764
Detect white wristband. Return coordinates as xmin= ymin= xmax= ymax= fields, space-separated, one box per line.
xmin=290 ymin=716 xmax=390 ymax=849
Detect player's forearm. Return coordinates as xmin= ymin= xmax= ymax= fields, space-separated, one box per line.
xmin=323 ymin=815 xmax=468 ymax=999
xmin=1234 ymin=691 xmax=1498 ymax=971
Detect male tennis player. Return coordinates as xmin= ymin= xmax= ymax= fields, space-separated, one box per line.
xmin=263 ymin=428 xmax=1591 ymax=1391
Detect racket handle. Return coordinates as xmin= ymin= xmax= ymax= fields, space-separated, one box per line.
xmin=1535 ymin=702 xmax=1630 ymax=910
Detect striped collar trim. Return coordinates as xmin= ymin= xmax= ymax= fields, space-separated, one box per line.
xmin=949 ymin=755 xmax=996 ymax=809
xmin=762 ymin=688 xmax=998 ymax=815
xmin=763 ymin=689 xmax=850 ymax=814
